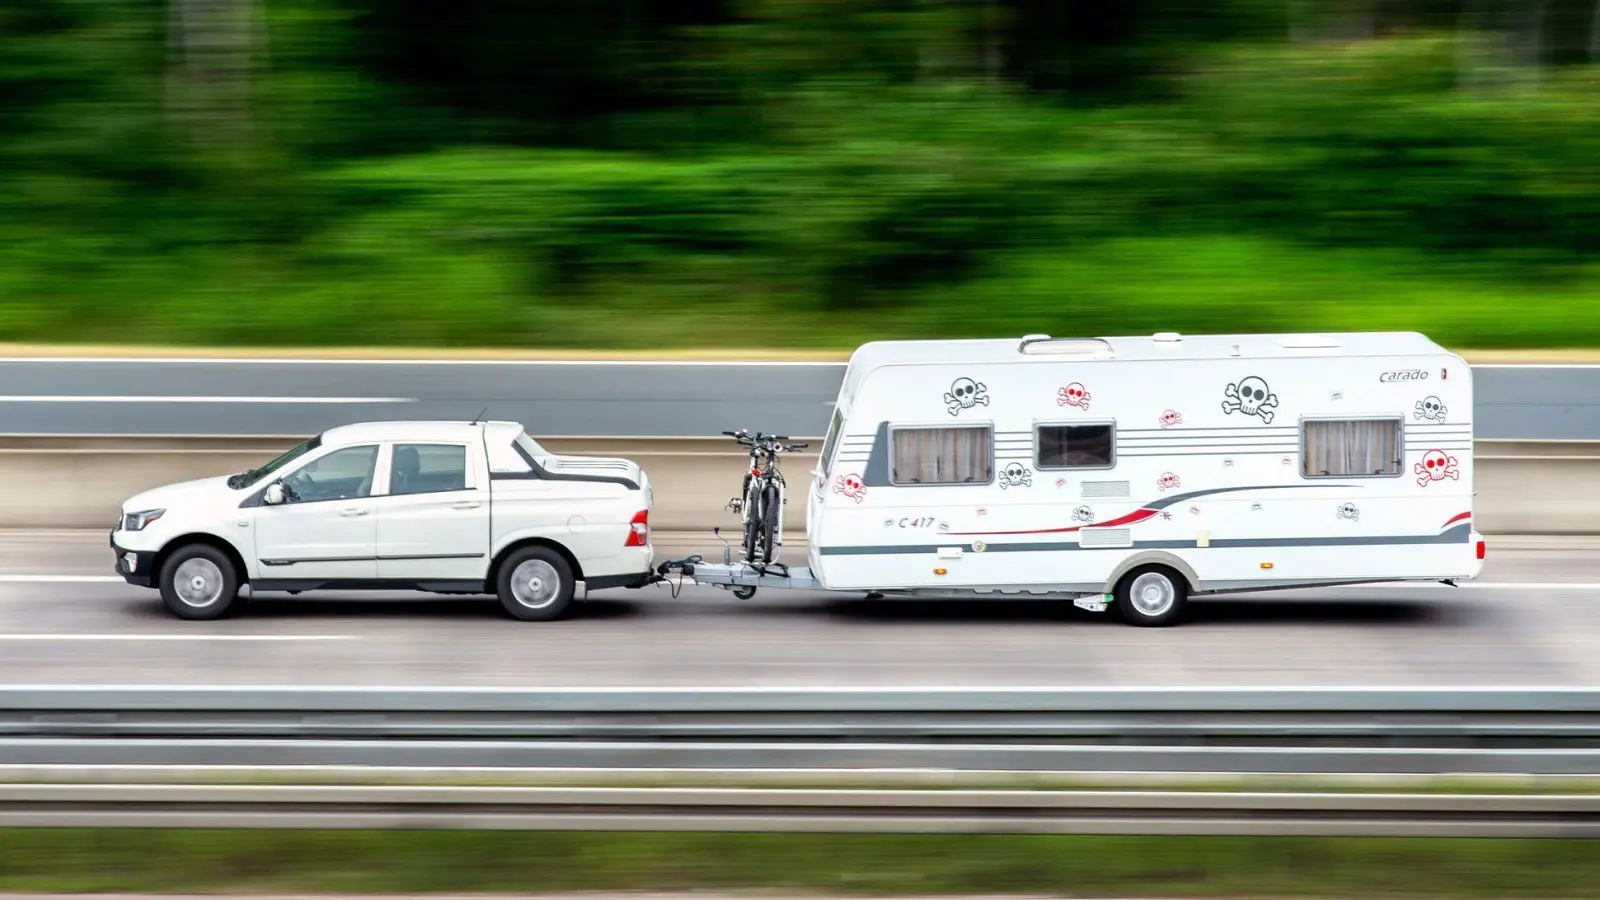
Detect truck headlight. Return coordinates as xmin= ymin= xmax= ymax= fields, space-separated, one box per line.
xmin=122 ymin=509 xmax=165 ymax=532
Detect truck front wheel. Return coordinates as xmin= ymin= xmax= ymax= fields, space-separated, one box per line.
xmin=158 ymin=544 xmax=240 ymax=621
xmin=496 ymin=547 xmax=575 ymax=622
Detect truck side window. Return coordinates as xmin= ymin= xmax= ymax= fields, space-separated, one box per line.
xmin=281 ymin=445 xmax=379 ymax=502
xmin=889 ymin=425 xmax=993 ymax=485
xmin=1301 ymin=418 xmax=1403 ymax=477
xmin=1036 ymin=423 xmax=1115 ymax=469
xmin=390 ymin=444 xmax=469 ymax=495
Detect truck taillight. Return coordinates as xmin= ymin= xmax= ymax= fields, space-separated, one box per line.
xmin=625 ymin=509 xmax=649 ymax=547
xmin=1476 ymin=540 xmax=1485 ymax=560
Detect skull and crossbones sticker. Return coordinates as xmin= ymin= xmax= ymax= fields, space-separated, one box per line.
xmin=1414 ymin=396 xmax=1448 ymax=423
xmin=1415 ymin=450 xmax=1460 ymax=487
xmin=1056 ymin=383 xmax=1091 ymax=410
xmin=1158 ymin=410 xmax=1182 ymax=429
xmin=1223 ymin=376 xmax=1279 ymax=424
xmin=1337 ymin=502 xmax=1360 ymax=522
xmin=1072 ymin=505 xmax=1095 ymax=524
xmin=945 ymin=377 xmax=990 ymax=416
xmin=1157 ymin=472 xmax=1181 ymax=492
xmin=999 ymin=463 xmax=1033 ymax=490
xmin=832 ymin=473 xmax=866 ymax=503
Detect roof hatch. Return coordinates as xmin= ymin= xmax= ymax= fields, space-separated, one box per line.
xmin=1018 ymin=335 xmax=1115 ymax=357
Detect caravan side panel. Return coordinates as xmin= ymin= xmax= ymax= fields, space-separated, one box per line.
xmin=807 ymin=350 xmax=1479 ymax=594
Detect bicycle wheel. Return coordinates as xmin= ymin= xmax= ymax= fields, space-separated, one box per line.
xmin=756 ymin=483 xmax=781 ymax=564
xmin=741 ymin=478 xmax=763 ymax=562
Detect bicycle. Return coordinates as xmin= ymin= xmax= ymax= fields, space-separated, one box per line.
xmin=722 ymin=429 xmax=808 ymax=594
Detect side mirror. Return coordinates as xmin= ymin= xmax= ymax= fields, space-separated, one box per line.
xmin=264 ymin=483 xmax=286 ymax=505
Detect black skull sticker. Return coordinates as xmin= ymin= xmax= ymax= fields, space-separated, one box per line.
xmin=1414 ymin=395 xmax=1448 ymax=423
xmin=944 ymin=377 xmax=990 ymax=416
xmin=999 ymin=462 xmax=1032 ymax=490
xmin=1072 ymin=505 xmax=1095 ymax=524
xmin=1223 ymin=376 xmax=1279 ymax=424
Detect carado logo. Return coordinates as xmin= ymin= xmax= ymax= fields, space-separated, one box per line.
xmin=1380 ymin=370 xmax=1428 ymax=383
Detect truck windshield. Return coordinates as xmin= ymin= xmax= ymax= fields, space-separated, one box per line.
xmin=229 ymin=435 xmax=322 ymax=489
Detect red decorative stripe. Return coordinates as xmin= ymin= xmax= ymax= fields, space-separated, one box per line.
xmin=1442 ymin=511 xmax=1472 ymax=529
xmin=1092 ymin=508 xmax=1160 ymax=528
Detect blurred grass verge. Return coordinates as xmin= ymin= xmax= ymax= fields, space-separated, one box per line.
xmin=0 ymin=830 xmax=1595 ymax=896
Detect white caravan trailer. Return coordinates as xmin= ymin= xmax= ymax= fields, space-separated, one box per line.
xmin=657 ymin=331 xmax=1484 ymax=626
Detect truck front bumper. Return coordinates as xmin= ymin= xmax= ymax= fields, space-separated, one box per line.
xmin=109 ymin=529 xmax=157 ymax=588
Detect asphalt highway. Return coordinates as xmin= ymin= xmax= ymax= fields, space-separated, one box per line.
xmin=0 ymin=358 xmax=1597 ymax=439
xmin=2 ymin=531 xmax=1597 ymax=687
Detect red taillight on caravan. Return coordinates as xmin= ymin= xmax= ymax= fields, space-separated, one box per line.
xmin=625 ymin=509 xmax=650 ymax=547
xmin=1476 ymin=540 xmax=1485 ymax=561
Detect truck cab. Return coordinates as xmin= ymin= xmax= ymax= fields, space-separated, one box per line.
xmin=110 ymin=420 xmax=654 ymax=621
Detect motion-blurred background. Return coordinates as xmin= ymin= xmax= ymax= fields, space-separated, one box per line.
xmin=6 ymin=0 xmax=1598 ymax=351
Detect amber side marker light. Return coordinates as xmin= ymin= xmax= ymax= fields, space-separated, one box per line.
xmin=934 ymin=568 xmax=948 ymax=576
xmin=1260 ymin=562 xmax=1274 ymax=570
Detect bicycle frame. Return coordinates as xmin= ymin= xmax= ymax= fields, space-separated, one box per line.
xmin=726 ymin=431 xmax=796 ymax=569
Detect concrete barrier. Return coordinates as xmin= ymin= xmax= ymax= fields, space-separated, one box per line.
xmin=0 ymin=436 xmax=1590 ymax=534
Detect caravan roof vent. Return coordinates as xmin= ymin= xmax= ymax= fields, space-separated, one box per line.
xmin=1018 ymin=335 xmax=1115 ymax=357
xmin=1152 ymin=332 xmax=1182 ymax=343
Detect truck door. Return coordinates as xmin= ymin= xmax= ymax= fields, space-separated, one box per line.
xmin=372 ymin=441 xmax=491 ymax=582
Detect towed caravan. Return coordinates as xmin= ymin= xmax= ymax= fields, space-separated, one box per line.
xmin=657 ymin=331 xmax=1485 ymax=626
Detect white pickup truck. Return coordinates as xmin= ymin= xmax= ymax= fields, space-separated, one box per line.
xmin=109 ymin=420 xmax=655 ymax=621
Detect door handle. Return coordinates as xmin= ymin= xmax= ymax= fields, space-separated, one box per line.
xmin=451 ymin=501 xmax=483 ymax=510
xmin=340 ymin=507 xmax=370 ymax=517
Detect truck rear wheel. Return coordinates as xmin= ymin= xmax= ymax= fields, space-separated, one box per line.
xmin=158 ymin=544 xmax=240 ymax=621
xmin=1114 ymin=565 xmax=1187 ymax=628
xmin=496 ymin=546 xmax=575 ymax=622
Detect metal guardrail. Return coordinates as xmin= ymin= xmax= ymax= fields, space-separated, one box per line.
xmin=1 ymin=783 xmax=1596 ymax=836
xmin=3 ymin=687 xmax=1599 ymax=776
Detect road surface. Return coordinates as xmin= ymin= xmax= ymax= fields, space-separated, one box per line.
xmin=0 ymin=358 xmax=1596 ymax=439
xmin=2 ymin=531 xmax=1597 ymax=687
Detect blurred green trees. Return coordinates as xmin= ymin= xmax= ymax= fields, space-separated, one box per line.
xmin=3 ymin=0 xmax=1600 ymax=349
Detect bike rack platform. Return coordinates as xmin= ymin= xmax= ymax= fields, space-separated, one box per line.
xmin=655 ymin=556 xmax=822 ymax=591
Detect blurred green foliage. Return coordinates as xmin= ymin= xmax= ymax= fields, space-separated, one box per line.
xmin=3 ymin=0 xmax=1600 ymax=349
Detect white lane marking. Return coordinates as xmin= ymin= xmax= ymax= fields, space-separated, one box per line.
xmin=3 ymin=574 xmax=1600 ymax=590
xmin=0 ymin=396 xmax=414 ymax=404
xmin=0 ymin=575 xmax=124 ymax=583
xmin=0 ymin=634 xmax=352 ymax=642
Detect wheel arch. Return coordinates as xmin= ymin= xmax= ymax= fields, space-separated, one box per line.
xmin=1103 ymin=551 xmax=1198 ymax=594
xmin=488 ymin=537 xmax=584 ymax=589
xmin=154 ymin=533 xmax=251 ymax=584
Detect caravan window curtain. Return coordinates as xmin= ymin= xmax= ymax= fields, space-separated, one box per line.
xmin=890 ymin=426 xmax=994 ymax=485
xmin=1302 ymin=418 xmax=1403 ymax=477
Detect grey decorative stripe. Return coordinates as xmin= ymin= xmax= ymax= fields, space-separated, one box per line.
xmin=817 ymin=524 xmax=1473 ymax=557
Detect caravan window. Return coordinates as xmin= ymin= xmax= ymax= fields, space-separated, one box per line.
xmin=1036 ymin=422 xmax=1115 ymax=469
xmin=1301 ymin=418 xmax=1403 ymax=478
xmin=819 ymin=408 xmax=845 ymax=475
xmin=889 ymin=425 xmax=994 ymax=485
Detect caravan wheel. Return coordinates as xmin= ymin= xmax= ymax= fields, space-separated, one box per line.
xmin=1114 ymin=565 xmax=1187 ymax=628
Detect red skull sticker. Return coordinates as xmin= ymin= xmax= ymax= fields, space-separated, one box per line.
xmin=1414 ymin=450 xmax=1460 ymax=488
xmin=1056 ymin=382 xmax=1092 ymax=411
xmin=1157 ymin=472 xmax=1181 ymax=492
xmin=1158 ymin=410 xmax=1182 ymax=429
xmin=832 ymin=473 xmax=866 ymax=503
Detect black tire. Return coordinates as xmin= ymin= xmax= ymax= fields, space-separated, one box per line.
xmin=756 ymin=484 xmax=781 ymax=564
xmin=731 ymin=586 xmax=757 ymax=600
xmin=158 ymin=544 xmax=240 ymax=621
xmin=495 ymin=546 xmax=576 ymax=622
xmin=1114 ymin=564 xmax=1188 ymax=627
